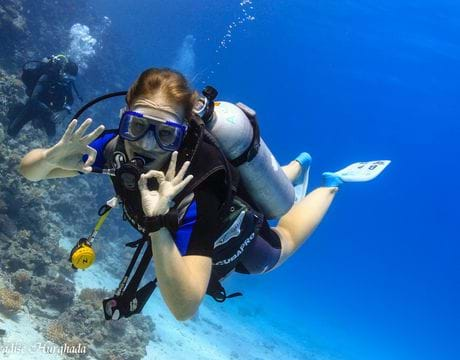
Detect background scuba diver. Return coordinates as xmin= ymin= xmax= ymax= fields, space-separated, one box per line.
xmin=18 ymin=68 xmax=389 ymax=321
xmin=7 ymin=54 xmax=82 ymax=139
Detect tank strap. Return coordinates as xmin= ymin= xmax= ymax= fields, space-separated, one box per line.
xmin=229 ymin=104 xmax=261 ymax=167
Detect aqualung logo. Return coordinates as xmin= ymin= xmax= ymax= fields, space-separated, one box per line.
xmin=214 ymin=233 xmax=255 ymax=266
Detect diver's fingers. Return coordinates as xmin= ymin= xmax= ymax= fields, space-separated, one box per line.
xmin=62 ymin=119 xmax=78 ymax=142
xmin=141 ymin=170 xmax=166 ymax=184
xmin=139 ymin=170 xmax=165 ymax=192
xmin=74 ymin=118 xmax=93 ymax=138
xmin=83 ymin=146 xmax=98 ymax=167
xmin=174 ymin=160 xmax=191 ymax=184
xmin=138 ymin=173 xmax=148 ymax=191
xmin=166 ymin=151 xmax=178 ymax=180
xmin=81 ymin=125 xmax=105 ymax=144
xmin=174 ymin=174 xmax=194 ymax=194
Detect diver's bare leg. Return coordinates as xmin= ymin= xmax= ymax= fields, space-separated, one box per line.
xmin=271 ymin=186 xmax=338 ymax=269
xmin=281 ymin=160 xmax=302 ymax=182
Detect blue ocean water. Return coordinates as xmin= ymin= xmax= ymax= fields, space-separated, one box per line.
xmin=4 ymin=1 xmax=456 ymax=359
xmin=87 ymin=1 xmax=459 ymax=359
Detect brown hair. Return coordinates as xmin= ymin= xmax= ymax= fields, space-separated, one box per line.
xmin=126 ymin=68 xmax=198 ymax=118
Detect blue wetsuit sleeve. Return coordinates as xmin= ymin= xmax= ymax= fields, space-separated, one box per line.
xmin=81 ymin=130 xmax=117 ymax=170
xmin=174 ymin=186 xmax=223 ymax=258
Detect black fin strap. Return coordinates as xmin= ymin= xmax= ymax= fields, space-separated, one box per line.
xmin=230 ymin=114 xmax=261 ymax=167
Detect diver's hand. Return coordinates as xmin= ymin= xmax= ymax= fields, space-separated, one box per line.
xmin=44 ymin=118 xmax=105 ymax=173
xmin=139 ymin=151 xmax=194 ymax=217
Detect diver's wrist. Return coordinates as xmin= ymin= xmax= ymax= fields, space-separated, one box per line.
xmin=43 ymin=147 xmax=62 ymax=167
xmin=41 ymin=148 xmax=61 ymax=169
xmin=143 ymin=209 xmax=179 ymax=235
xmin=149 ymin=227 xmax=170 ymax=240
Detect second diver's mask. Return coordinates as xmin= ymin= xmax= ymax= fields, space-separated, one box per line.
xmin=119 ymin=110 xmax=187 ymax=152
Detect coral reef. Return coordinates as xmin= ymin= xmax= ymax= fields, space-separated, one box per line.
xmin=37 ymin=288 xmax=155 ymax=360
xmin=0 ymin=287 xmax=23 ymax=314
xmin=0 ymin=0 xmax=27 ymax=61
xmin=0 ymin=2 xmax=158 ymax=359
xmin=31 ymin=275 xmax=75 ymax=312
xmin=11 ymin=269 xmax=32 ymax=293
xmin=46 ymin=321 xmax=88 ymax=359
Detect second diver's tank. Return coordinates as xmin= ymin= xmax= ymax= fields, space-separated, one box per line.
xmin=204 ymin=100 xmax=295 ymax=219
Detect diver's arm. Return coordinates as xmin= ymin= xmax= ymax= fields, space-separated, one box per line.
xmin=138 ymin=152 xmax=198 ymax=320
xmin=150 ymin=229 xmax=212 ymax=321
xmin=19 ymin=148 xmax=79 ymax=181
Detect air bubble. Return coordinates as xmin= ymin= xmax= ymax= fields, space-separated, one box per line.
xmin=208 ymin=0 xmax=255 ymax=81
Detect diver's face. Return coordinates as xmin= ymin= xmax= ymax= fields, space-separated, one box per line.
xmin=123 ymin=99 xmax=186 ymax=170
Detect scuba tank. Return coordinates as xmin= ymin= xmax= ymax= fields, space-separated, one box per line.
xmin=195 ymin=87 xmax=295 ymax=219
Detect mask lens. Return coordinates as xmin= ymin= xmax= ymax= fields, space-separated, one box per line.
xmin=156 ymin=124 xmax=179 ymax=146
xmin=127 ymin=116 xmax=149 ymax=139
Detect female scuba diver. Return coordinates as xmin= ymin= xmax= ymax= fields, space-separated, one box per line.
xmin=19 ymin=68 xmax=389 ymax=321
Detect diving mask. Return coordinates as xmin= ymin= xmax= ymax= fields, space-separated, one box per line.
xmin=119 ymin=110 xmax=187 ymax=152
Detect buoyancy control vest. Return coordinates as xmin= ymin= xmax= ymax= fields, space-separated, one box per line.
xmin=70 ymin=88 xmax=290 ymax=319
xmin=101 ymin=116 xmax=265 ymax=319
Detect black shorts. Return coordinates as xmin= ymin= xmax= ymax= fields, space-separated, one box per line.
xmin=235 ymin=220 xmax=282 ymax=275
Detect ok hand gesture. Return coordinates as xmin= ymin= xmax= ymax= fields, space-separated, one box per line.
xmin=45 ymin=118 xmax=105 ymax=173
xmin=138 ymin=151 xmax=194 ymax=217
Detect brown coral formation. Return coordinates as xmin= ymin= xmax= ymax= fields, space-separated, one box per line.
xmin=46 ymin=321 xmax=88 ymax=355
xmin=11 ymin=268 xmax=32 ymax=293
xmin=37 ymin=288 xmax=155 ymax=360
xmin=0 ymin=287 xmax=23 ymax=313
